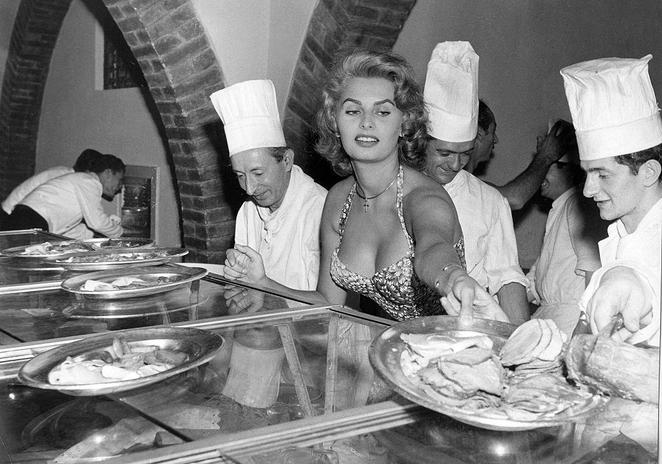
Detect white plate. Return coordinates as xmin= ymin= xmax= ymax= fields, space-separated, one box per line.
xmin=61 ymin=265 xmax=207 ymax=299
xmin=369 ymin=316 xmax=608 ymax=431
xmin=18 ymin=326 xmax=224 ymax=396
xmin=54 ymin=247 xmax=187 ymax=271
xmin=0 ymin=238 xmax=153 ymax=259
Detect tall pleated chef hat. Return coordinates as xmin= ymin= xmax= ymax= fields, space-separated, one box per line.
xmin=424 ymin=41 xmax=479 ymax=143
xmin=560 ymin=55 xmax=662 ymax=161
xmin=210 ymin=79 xmax=286 ymax=156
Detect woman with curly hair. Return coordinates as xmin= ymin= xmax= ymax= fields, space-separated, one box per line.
xmin=225 ymin=49 xmax=507 ymax=322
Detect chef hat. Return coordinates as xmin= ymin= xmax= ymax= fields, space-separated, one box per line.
xmin=210 ymin=79 xmax=286 ymax=156
xmin=560 ymin=55 xmax=662 ymax=161
xmin=424 ymin=41 xmax=479 ymax=143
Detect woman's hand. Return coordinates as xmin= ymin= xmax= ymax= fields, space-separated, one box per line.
xmin=439 ymin=268 xmax=510 ymax=323
xmin=222 ymin=244 xmax=266 ymax=284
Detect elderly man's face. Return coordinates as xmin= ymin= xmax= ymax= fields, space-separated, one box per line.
xmin=231 ymin=147 xmax=293 ymax=211
xmin=424 ymin=138 xmax=474 ymax=185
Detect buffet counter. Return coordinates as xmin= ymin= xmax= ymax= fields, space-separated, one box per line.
xmin=0 ymin=231 xmax=656 ymax=463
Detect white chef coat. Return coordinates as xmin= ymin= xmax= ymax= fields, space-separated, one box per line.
xmin=234 ymin=165 xmax=327 ymax=291
xmin=529 ymin=188 xmax=603 ymax=336
xmin=19 ymin=172 xmax=123 ymax=240
xmin=2 ymin=166 xmax=72 ymax=214
xmin=580 ymin=198 xmax=662 ymax=346
xmin=444 ymin=170 xmax=527 ymax=295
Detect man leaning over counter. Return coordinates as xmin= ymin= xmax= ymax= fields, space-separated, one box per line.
xmin=562 ymin=54 xmax=662 ymax=347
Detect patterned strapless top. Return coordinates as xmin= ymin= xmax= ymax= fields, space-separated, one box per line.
xmin=330 ymin=166 xmax=465 ymax=321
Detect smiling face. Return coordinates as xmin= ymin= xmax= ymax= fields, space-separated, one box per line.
xmin=424 ymin=138 xmax=474 ymax=185
xmin=334 ymin=77 xmax=403 ymax=164
xmin=231 ymin=147 xmax=293 ymax=211
xmin=581 ymin=156 xmax=646 ymax=230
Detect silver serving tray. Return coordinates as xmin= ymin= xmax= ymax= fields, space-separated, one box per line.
xmin=62 ymin=294 xmax=210 ymax=319
xmin=0 ymin=238 xmax=154 ymax=259
xmin=54 ymin=247 xmax=187 ymax=271
xmin=18 ymin=326 xmax=224 ymax=396
xmin=61 ymin=265 xmax=207 ymax=299
xmin=369 ymin=316 xmax=608 ymax=432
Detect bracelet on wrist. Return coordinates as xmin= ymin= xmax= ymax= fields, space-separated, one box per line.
xmin=434 ymin=263 xmax=464 ymax=289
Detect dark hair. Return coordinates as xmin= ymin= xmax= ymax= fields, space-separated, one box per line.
xmin=89 ymin=154 xmax=125 ymax=174
xmin=73 ymin=149 xmax=103 ymax=172
xmin=315 ymin=49 xmax=428 ymax=176
xmin=271 ymin=146 xmax=290 ymax=162
xmin=615 ymin=143 xmax=662 ymax=180
xmin=477 ymin=99 xmax=496 ymax=132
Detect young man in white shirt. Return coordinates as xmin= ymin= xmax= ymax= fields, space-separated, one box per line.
xmin=5 ymin=153 xmax=124 ymax=239
xmin=562 ymin=55 xmax=662 ymax=347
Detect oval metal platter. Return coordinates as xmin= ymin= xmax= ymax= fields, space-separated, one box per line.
xmin=61 ymin=265 xmax=207 ymax=299
xmin=18 ymin=326 xmax=224 ymax=396
xmin=369 ymin=316 xmax=608 ymax=432
xmin=54 ymin=247 xmax=187 ymax=271
xmin=0 ymin=238 xmax=154 ymax=259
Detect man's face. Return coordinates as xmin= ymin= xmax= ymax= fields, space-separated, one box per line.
xmin=581 ymin=156 xmax=646 ymax=230
xmin=424 ymin=138 xmax=474 ymax=185
xmin=472 ymin=122 xmax=498 ymax=169
xmin=540 ymin=162 xmax=573 ymax=200
xmin=231 ymin=147 xmax=292 ymax=211
xmin=99 ymin=169 xmax=124 ymax=198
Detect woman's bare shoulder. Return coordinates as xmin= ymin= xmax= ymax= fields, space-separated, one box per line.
xmin=321 ymin=177 xmax=354 ymax=225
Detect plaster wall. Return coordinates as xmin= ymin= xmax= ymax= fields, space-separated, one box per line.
xmin=394 ymin=0 xmax=662 ymax=266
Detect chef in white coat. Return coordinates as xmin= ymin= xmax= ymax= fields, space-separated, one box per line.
xmin=5 ymin=154 xmax=124 ymax=239
xmin=562 ymin=55 xmax=662 ymax=347
xmin=210 ymin=79 xmax=327 ymax=292
xmin=423 ymin=41 xmax=529 ymax=324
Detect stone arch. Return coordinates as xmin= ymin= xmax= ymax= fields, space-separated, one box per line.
xmin=0 ymin=0 xmax=417 ymax=260
xmin=283 ymin=0 xmax=418 ymax=186
xmin=0 ymin=0 xmax=233 ymax=262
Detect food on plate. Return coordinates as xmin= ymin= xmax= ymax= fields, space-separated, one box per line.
xmin=79 ymin=276 xmax=178 ymax=291
xmin=19 ymin=241 xmax=92 ymax=256
xmin=400 ymin=319 xmax=597 ymax=420
xmin=59 ymin=251 xmax=169 ymax=264
xmin=48 ymin=335 xmax=188 ymax=385
xmin=565 ymin=334 xmax=659 ymax=404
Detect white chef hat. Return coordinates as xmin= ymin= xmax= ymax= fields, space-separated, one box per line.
xmin=560 ymin=55 xmax=662 ymax=161
xmin=210 ymin=79 xmax=286 ymax=156
xmin=424 ymin=41 xmax=479 ymax=143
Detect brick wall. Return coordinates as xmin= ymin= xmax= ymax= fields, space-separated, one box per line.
xmin=284 ymin=0 xmax=417 ymax=187
xmin=0 ymin=0 xmax=73 ymax=195
xmin=0 ymin=0 xmax=416 ymax=261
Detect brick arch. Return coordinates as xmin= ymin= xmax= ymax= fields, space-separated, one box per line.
xmin=283 ymin=0 xmax=418 ymax=186
xmin=0 ymin=0 xmax=233 ymax=262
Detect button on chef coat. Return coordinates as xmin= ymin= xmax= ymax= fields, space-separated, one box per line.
xmin=444 ymin=170 xmax=527 ymax=295
xmin=19 ymin=172 xmax=123 ymax=240
xmin=580 ymin=198 xmax=662 ymax=346
xmin=529 ymin=188 xmax=603 ymax=336
xmin=234 ymin=165 xmax=327 ymax=291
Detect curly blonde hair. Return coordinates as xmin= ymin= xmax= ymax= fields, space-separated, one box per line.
xmin=315 ymin=49 xmax=428 ymax=177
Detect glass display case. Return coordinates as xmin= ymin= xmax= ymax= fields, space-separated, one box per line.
xmin=0 ymin=231 xmax=656 ymax=464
